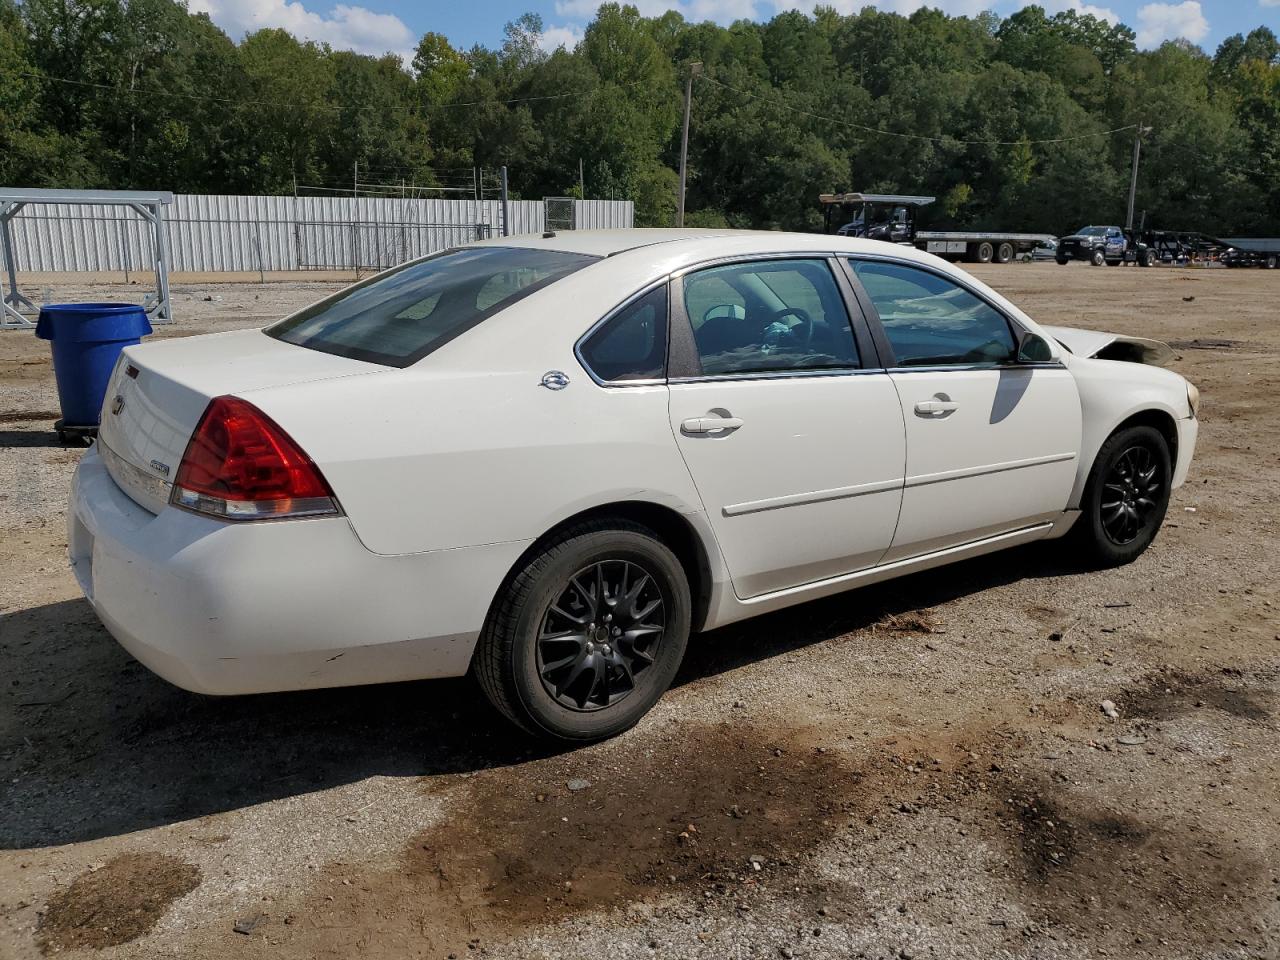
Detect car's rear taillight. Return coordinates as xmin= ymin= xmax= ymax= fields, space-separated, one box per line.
xmin=170 ymin=395 xmax=340 ymax=520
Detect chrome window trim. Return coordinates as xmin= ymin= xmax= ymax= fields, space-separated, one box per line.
xmin=669 ymin=249 xmax=846 ymax=279
xmin=886 ymin=360 xmax=1067 ymax=374
xmin=573 ymin=277 xmax=672 ymax=389
xmin=668 ymin=366 xmax=888 ymax=385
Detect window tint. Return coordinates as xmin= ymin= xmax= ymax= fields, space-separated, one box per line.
xmin=267 ymin=247 xmax=596 ymax=367
xmin=851 ymin=260 xmax=1015 ymax=366
xmin=682 ymin=259 xmax=858 ymax=376
xmin=579 ymin=286 xmax=668 ymax=383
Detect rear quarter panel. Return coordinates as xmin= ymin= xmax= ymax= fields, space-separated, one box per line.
xmin=239 ymin=263 xmax=707 ymax=558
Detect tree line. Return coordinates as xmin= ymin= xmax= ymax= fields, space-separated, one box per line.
xmin=1 ymin=0 xmax=1278 ymax=236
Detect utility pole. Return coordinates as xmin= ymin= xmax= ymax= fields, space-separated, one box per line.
xmin=579 ymin=158 xmax=585 ymax=200
xmin=500 ymin=165 xmax=510 ymax=237
xmin=353 ymin=161 xmax=358 ymax=199
xmin=677 ymin=61 xmax=702 ymax=228
xmin=1125 ymin=122 xmax=1152 ymax=230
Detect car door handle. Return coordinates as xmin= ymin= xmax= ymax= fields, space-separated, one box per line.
xmin=681 ymin=416 xmax=744 ymax=435
xmin=914 ymin=398 xmax=959 ymax=416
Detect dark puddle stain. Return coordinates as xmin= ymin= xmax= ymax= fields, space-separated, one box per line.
xmin=294 ymin=722 xmax=861 ymax=956
xmin=1120 ymin=668 xmax=1273 ymax=722
xmin=37 ymin=852 xmax=201 ymax=952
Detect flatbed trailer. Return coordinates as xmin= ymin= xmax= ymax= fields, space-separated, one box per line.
xmin=819 ymin=193 xmax=1054 ymax=264
xmin=1222 ymin=238 xmax=1279 ymax=270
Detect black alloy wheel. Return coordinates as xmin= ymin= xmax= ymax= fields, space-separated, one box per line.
xmin=474 ymin=519 xmax=691 ymax=741
xmin=1073 ymin=424 xmax=1172 ymax=567
xmin=1099 ymin=445 xmax=1163 ymax=545
xmin=536 ymin=559 xmax=666 ymax=711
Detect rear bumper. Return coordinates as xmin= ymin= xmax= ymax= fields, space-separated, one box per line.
xmin=69 ymin=445 xmax=529 ymax=695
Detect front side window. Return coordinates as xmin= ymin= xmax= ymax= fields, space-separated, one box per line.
xmin=579 ymin=286 xmax=668 ymax=383
xmin=267 ymin=247 xmax=597 ymax=367
xmin=850 ymin=260 xmax=1015 ymax=367
xmin=681 ymin=259 xmax=859 ymax=376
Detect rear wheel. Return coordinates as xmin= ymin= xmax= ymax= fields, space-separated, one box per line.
xmin=1072 ymin=425 xmax=1172 ymax=567
xmin=996 ymin=242 xmax=1014 ymax=264
xmin=474 ymin=520 xmax=691 ymax=741
xmin=1266 ymin=254 xmax=1277 ymax=270
xmin=1056 ymin=256 xmax=1070 ymax=266
xmin=975 ymin=241 xmax=994 ymax=263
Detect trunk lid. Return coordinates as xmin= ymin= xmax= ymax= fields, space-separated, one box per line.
xmin=97 ymin=329 xmax=384 ymax=513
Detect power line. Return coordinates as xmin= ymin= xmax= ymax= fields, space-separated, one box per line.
xmin=17 ymin=70 xmax=645 ymax=114
xmin=697 ymin=73 xmax=1139 ymax=146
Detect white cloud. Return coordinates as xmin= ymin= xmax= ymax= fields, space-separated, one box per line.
xmin=1036 ymin=0 xmax=1121 ymax=25
xmin=1259 ymin=0 xmax=1279 ymax=7
xmin=538 ymin=24 xmax=585 ymax=51
xmin=1134 ymin=1 xmax=1210 ymax=47
xmin=190 ymin=0 xmax=416 ymax=61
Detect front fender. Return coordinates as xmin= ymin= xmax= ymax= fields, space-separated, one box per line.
xmin=1065 ymin=354 xmax=1194 ymax=507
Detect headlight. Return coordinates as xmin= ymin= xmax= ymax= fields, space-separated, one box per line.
xmin=1187 ymin=382 xmax=1200 ymax=418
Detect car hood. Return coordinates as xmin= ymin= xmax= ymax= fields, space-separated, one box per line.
xmin=1044 ymin=325 xmax=1175 ymax=367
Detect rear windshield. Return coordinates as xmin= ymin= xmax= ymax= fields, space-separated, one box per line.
xmin=266 ymin=246 xmax=597 ymax=367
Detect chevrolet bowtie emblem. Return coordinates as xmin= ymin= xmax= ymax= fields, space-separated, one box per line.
xmin=110 ymin=395 xmax=125 ymax=416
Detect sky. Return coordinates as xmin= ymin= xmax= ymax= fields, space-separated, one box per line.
xmin=188 ymin=0 xmax=1279 ymax=65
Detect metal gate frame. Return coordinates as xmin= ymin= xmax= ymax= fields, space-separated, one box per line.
xmin=1 ymin=188 xmax=174 ymax=328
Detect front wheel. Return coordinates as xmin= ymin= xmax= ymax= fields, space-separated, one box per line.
xmin=1091 ymin=249 xmax=1106 ymax=266
xmin=474 ymin=520 xmax=691 ymax=741
xmin=1072 ymin=425 xmax=1172 ymax=567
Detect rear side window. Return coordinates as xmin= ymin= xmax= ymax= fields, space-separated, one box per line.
xmin=579 ymin=286 xmax=668 ymax=383
xmin=267 ymin=247 xmax=597 ymax=367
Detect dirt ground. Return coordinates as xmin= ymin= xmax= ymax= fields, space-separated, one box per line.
xmin=1 ymin=263 xmax=1277 ymax=960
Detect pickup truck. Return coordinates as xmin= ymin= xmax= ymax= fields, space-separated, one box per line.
xmin=1057 ymin=226 xmax=1129 ymax=266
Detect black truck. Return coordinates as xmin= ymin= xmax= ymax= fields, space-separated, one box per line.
xmin=1056 ymin=226 xmax=1233 ymax=267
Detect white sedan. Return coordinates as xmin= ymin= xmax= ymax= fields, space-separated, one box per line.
xmin=68 ymin=230 xmax=1198 ymax=740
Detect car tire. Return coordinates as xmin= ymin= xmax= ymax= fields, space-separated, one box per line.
xmin=1056 ymin=256 xmax=1070 ymax=266
xmin=996 ymin=242 xmax=1014 ymax=263
xmin=474 ymin=519 xmax=691 ymax=741
xmin=976 ymin=242 xmax=994 ymax=263
xmin=1266 ymin=254 xmax=1277 ymax=270
xmin=1072 ymin=425 xmax=1172 ymax=568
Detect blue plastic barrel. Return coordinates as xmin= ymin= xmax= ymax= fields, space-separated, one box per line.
xmin=35 ymin=303 xmax=152 ymax=429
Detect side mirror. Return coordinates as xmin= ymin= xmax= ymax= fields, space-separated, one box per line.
xmin=1016 ymin=331 xmax=1054 ymax=363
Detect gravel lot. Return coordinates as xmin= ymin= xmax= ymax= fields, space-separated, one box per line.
xmin=1 ymin=263 xmax=1277 ymax=960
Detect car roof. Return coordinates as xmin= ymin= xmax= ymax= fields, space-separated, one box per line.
xmin=468 ymin=228 xmax=941 ymax=265
xmin=469 ymin=228 xmax=741 ymax=257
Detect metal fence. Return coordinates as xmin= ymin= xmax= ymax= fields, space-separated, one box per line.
xmin=7 ymin=194 xmax=633 ymax=274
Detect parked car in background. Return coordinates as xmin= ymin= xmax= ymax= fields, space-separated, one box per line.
xmin=1028 ymin=238 xmax=1059 ymax=261
xmin=68 ymin=230 xmax=1199 ymax=741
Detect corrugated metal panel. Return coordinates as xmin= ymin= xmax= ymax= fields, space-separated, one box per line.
xmin=8 ymin=193 xmax=634 ymax=272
